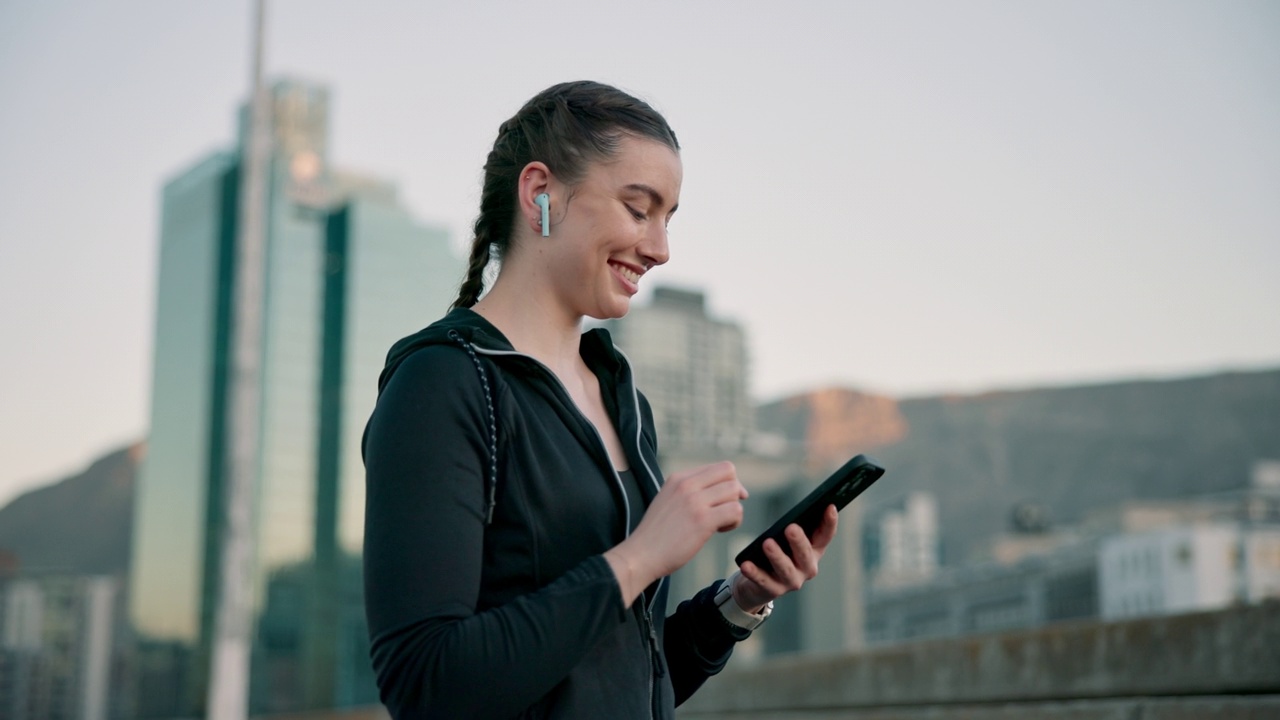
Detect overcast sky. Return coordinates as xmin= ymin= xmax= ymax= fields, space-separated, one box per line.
xmin=1 ymin=0 xmax=1277 ymax=505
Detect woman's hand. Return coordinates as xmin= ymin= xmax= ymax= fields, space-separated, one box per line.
xmin=732 ymin=504 xmax=839 ymax=612
xmin=604 ymin=462 xmax=746 ymax=607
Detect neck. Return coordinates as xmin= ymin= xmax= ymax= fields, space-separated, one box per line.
xmin=471 ymin=267 xmax=584 ymax=376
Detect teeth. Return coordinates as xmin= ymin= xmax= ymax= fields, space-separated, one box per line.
xmin=614 ymin=263 xmax=640 ymax=283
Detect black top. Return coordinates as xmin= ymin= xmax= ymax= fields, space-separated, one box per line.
xmin=617 ymin=468 xmax=645 ymax=534
xmin=361 ymin=309 xmax=747 ymax=719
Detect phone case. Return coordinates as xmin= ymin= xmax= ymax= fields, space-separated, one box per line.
xmin=734 ymin=454 xmax=885 ymax=575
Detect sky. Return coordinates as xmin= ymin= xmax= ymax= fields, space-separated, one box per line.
xmin=1 ymin=0 xmax=1277 ymax=505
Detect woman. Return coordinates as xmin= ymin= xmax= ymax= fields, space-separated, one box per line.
xmin=362 ymin=81 xmax=838 ymax=718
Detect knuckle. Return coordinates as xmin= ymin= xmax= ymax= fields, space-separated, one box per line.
xmin=708 ymin=460 xmax=733 ymax=477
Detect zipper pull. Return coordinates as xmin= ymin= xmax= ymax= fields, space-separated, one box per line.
xmin=643 ymin=605 xmax=665 ymax=678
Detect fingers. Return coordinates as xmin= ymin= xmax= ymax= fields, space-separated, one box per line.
xmin=783 ymin=525 xmax=821 ymax=580
xmin=738 ymin=542 xmax=798 ymax=596
xmin=669 ymin=461 xmax=747 ymax=498
xmin=739 ymin=525 xmax=822 ymax=597
xmin=734 ymin=513 xmax=839 ymax=607
xmin=656 ymin=461 xmax=746 ymax=534
xmin=712 ymin=499 xmax=745 ymax=533
xmin=662 ymin=462 xmax=747 ymax=531
xmin=809 ymin=505 xmax=839 ymax=552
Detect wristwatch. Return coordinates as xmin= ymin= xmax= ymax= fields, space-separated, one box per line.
xmin=714 ymin=571 xmax=773 ymax=631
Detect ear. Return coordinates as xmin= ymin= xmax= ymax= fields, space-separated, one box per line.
xmin=518 ymin=162 xmax=553 ymax=237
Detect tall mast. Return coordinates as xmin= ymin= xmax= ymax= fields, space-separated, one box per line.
xmin=207 ymin=0 xmax=269 ymax=716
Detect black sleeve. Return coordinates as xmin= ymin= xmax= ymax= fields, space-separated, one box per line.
xmin=663 ymin=580 xmax=749 ymax=706
xmin=363 ymin=347 xmax=628 ymax=719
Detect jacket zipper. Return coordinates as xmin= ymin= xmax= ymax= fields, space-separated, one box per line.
xmin=468 ymin=346 xmax=634 ymax=532
xmin=621 ymin=349 xmax=666 ymax=718
xmin=642 ymin=602 xmax=665 ymax=717
xmin=471 ymin=343 xmax=665 ymax=717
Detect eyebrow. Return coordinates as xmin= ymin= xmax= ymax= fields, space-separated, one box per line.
xmin=623 ymin=183 xmax=678 ymax=214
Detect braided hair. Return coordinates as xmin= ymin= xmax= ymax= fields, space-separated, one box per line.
xmin=451 ymin=81 xmax=680 ymax=309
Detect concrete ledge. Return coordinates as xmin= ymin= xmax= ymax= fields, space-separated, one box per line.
xmin=681 ymin=602 xmax=1280 ymax=715
xmin=678 ymin=695 xmax=1280 ymax=720
xmin=255 ymin=708 xmax=388 ymax=720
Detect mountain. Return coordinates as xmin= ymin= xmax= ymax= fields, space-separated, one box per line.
xmin=0 ymin=442 xmax=143 ymax=577
xmin=757 ymin=368 xmax=1280 ymax=564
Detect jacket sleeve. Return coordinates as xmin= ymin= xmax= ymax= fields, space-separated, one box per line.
xmin=363 ymin=347 xmax=628 ymax=718
xmin=664 ymin=580 xmax=750 ymax=705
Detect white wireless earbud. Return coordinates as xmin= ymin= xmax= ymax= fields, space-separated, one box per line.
xmin=534 ymin=193 xmax=550 ymax=237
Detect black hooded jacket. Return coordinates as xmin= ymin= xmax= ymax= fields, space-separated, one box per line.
xmin=362 ymin=308 xmax=746 ymax=718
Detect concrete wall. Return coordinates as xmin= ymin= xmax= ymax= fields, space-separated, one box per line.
xmin=256 ymin=603 xmax=1279 ymax=720
xmin=679 ymin=601 xmax=1280 ymax=719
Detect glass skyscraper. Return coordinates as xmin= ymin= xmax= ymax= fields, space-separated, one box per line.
xmin=127 ymin=80 xmax=460 ymax=717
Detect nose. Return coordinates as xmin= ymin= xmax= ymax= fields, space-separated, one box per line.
xmin=640 ymin=222 xmax=670 ymax=268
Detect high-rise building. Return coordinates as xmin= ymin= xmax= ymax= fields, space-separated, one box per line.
xmin=127 ymin=80 xmax=460 ymax=716
xmin=607 ymin=287 xmax=869 ymax=657
xmin=603 ymin=286 xmax=752 ymax=455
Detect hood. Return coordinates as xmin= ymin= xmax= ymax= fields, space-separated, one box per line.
xmin=376 ymin=307 xmax=625 ymax=397
xmin=376 ymin=308 xmax=514 ymax=396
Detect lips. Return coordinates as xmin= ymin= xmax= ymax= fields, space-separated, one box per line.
xmin=610 ymin=261 xmax=642 ymax=284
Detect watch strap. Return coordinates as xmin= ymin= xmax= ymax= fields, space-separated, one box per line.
xmin=714 ymin=572 xmax=772 ymax=631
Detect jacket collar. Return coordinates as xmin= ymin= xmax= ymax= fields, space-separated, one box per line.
xmin=378 ymin=308 xmax=626 ymax=396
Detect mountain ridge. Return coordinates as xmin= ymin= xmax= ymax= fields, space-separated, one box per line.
xmin=757 ymin=367 xmax=1280 ymax=563
xmin=0 ymin=442 xmax=143 ymax=577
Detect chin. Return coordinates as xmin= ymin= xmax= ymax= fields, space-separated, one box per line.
xmin=587 ymin=299 xmax=631 ymax=321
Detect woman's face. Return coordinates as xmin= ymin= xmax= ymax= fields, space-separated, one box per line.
xmin=544 ymin=135 xmax=682 ymax=320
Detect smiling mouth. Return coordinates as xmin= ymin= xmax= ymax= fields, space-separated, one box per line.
xmin=610 ymin=261 xmax=642 ymax=284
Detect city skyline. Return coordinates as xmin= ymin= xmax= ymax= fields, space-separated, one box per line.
xmin=127 ymin=78 xmax=458 ymax=714
xmin=2 ymin=0 xmax=1278 ymax=505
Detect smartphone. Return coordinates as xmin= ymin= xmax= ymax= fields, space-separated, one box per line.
xmin=734 ymin=454 xmax=885 ymax=575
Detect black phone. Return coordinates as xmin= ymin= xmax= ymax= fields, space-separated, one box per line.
xmin=734 ymin=454 xmax=886 ymax=575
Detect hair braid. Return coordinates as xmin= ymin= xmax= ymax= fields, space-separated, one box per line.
xmin=452 ymin=221 xmax=492 ymax=310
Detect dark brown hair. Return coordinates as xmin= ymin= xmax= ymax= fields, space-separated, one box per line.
xmin=451 ymin=81 xmax=680 ymax=309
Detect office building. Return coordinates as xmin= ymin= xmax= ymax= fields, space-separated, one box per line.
xmin=127 ymin=79 xmax=459 ymax=716
xmin=604 ymin=286 xmax=752 ymax=455
xmin=863 ymin=492 xmax=940 ymax=590
xmin=865 ymin=472 xmax=1280 ymax=645
xmin=1099 ymin=523 xmax=1280 ymax=619
xmin=0 ymin=575 xmax=119 ymax=720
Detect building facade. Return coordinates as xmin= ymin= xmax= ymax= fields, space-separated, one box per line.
xmin=608 ymin=287 xmax=877 ymax=658
xmin=863 ymin=540 xmax=1100 ymax=646
xmin=866 ymin=507 xmax=1280 ymax=645
xmin=127 ymin=80 xmax=460 ymax=716
xmin=863 ymin=492 xmax=940 ymax=590
xmin=603 ymin=286 xmax=752 ymax=455
xmin=0 ymin=576 xmax=119 ymax=720
xmin=1098 ymin=523 xmax=1280 ymax=619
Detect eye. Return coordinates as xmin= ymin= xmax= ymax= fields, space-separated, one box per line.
xmin=625 ymin=205 xmax=647 ymax=222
